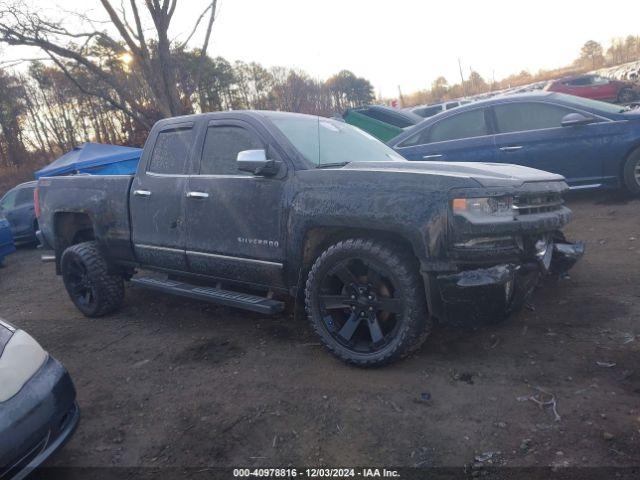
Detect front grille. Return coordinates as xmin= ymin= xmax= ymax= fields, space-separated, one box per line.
xmin=512 ymin=193 xmax=564 ymax=215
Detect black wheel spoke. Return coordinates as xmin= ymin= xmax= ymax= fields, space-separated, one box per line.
xmin=338 ymin=312 xmax=362 ymax=341
xmin=333 ymin=264 xmax=358 ymax=286
xmin=375 ymin=297 xmax=403 ymax=314
xmin=367 ymin=314 xmax=384 ymax=344
xmin=319 ymin=294 xmax=352 ymax=310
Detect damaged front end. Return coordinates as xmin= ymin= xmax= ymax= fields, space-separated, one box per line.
xmin=431 ymin=185 xmax=584 ymax=326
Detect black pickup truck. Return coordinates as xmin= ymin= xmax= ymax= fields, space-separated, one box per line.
xmin=36 ymin=111 xmax=583 ymax=366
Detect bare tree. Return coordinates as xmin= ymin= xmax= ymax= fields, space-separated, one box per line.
xmin=0 ymin=0 xmax=218 ymax=126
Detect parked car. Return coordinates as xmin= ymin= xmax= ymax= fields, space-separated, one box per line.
xmin=388 ymin=92 xmax=640 ymax=195
xmin=544 ymin=74 xmax=637 ymax=103
xmin=0 ymin=214 xmax=16 ymax=266
xmin=0 ymin=181 xmax=38 ymax=245
xmin=406 ymin=99 xmax=471 ymax=118
xmin=342 ymin=105 xmax=422 ymax=142
xmin=36 ymin=111 xmax=582 ymax=366
xmin=0 ymin=318 xmax=79 ymax=479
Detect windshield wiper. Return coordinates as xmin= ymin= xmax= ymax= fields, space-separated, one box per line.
xmin=317 ymin=162 xmax=349 ymax=169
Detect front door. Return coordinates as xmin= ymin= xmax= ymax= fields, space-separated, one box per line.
xmin=491 ymin=102 xmax=617 ymax=187
xmin=396 ymin=108 xmax=496 ymax=163
xmin=184 ymin=120 xmax=287 ymax=288
xmin=130 ymin=122 xmax=195 ymax=271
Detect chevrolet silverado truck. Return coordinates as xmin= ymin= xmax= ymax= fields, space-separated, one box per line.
xmin=35 ymin=111 xmax=584 ymax=366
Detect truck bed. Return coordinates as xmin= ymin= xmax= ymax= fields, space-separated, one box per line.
xmin=37 ymin=175 xmax=135 ymax=264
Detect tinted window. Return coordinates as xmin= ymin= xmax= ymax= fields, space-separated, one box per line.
xmin=566 ymin=77 xmax=592 ymax=87
xmin=15 ymin=187 xmax=34 ymax=206
xmin=494 ymin=102 xmax=572 ymax=133
xmin=147 ymin=128 xmax=193 ymax=174
xmin=364 ymin=109 xmax=415 ymax=128
xmin=429 ymin=109 xmax=489 ymax=142
xmin=0 ymin=190 xmax=17 ymax=210
xmin=413 ymin=106 xmax=442 ymax=118
xmin=200 ymin=126 xmax=263 ymax=175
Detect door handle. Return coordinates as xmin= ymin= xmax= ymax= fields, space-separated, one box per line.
xmin=500 ymin=146 xmax=523 ymax=152
xmin=422 ymin=154 xmax=443 ymax=159
xmin=186 ymin=191 xmax=209 ymax=199
xmin=133 ymin=189 xmax=151 ymax=197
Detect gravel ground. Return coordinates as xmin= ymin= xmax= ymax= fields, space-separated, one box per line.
xmin=1 ymin=190 xmax=639 ymax=471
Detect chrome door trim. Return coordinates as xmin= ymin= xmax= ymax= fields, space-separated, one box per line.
xmin=135 ymin=244 xmax=184 ymax=254
xmin=187 ymin=250 xmax=283 ymax=268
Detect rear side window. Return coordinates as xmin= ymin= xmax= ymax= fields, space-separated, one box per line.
xmin=0 ymin=190 xmax=17 ymax=210
xmin=414 ymin=106 xmax=442 ymax=118
xmin=364 ymin=109 xmax=414 ymax=128
xmin=494 ymin=103 xmax=572 ymax=133
xmin=429 ymin=109 xmax=489 ymax=142
xmin=147 ymin=127 xmax=194 ymax=174
xmin=200 ymin=125 xmax=263 ymax=175
xmin=15 ymin=187 xmax=34 ymax=206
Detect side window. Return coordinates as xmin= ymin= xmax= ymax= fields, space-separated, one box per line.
xmin=414 ymin=106 xmax=442 ymax=118
xmin=147 ymin=127 xmax=194 ymax=174
xmin=567 ymin=77 xmax=591 ymax=87
xmin=429 ymin=109 xmax=489 ymax=142
xmin=494 ymin=103 xmax=572 ymax=133
xmin=364 ymin=109 xmax=414 ymax=128
xmin=0 ymin=190 xmax=17 ymax=210
xmin=200 ymin=125 xmax=263 ymax=175
xmin=15 ymin=187 xmax=34 ymax=206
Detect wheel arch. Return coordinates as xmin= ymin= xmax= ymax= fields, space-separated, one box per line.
xmin=291 ymin=225 xmax=427 ymax=320
xmin=53 ymin=211 xmax=96 ymax=273
xmin=620 ymin=141 xmax=640 ymax=187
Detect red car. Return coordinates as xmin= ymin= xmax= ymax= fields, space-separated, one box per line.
xmin=545 ymin=74 xmax=637 ymax=103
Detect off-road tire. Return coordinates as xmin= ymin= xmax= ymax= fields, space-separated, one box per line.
xmin=305 ymin=238 xmax=430 ymax=366
xmin=61 ymin=241 xmax=124 ymax=317
xmin=622 ymin=148 xmax=640 ymax=196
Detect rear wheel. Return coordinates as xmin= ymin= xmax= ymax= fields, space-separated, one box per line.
xmin=61 ymin=241 xmax=124 ymax=317
xmin=618 ymin=88 xmax=636 ymax=104
xmin=622 ymin=149 xmax=640 ymax=196
xmin=305 ymin=238 xmax=430 ymax=366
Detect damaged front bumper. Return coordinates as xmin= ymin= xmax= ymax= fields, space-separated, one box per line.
xmin=433 ymin=239 xmax=585 ymax=326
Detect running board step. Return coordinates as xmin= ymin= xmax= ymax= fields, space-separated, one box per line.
xmin=130 ymin=277 xmax=284 ymax=314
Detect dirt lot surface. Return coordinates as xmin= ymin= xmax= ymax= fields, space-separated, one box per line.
xmin=1 ymin=191 xmax=639 ymax=472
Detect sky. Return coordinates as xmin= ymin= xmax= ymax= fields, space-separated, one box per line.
xmin=3 ymin=0 xmax=640 ymax=97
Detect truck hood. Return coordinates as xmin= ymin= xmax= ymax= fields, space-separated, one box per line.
xmin=339 ymin=161 xmax=565 ymax=188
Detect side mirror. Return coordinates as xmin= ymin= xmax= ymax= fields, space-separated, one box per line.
xmin=561 ymin=112 xmax=595 ymax=127
xmin=237 ymin=149 xmax=280 ymax=176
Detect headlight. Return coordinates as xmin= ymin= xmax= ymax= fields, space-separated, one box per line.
xmin=452 ymin=196 xmax=515 ymax=222
xmin=0 ymin=329 xmax=48 ymax=402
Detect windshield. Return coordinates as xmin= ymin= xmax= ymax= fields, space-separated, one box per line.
xmin=551 ymin=92 xmax=629 ymax=114
xmin=266 ymin=114 xmax=405 ymax=167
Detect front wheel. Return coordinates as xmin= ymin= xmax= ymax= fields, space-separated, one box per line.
xmin=61 ymin=241 xmax=124 ymax=317
xmin=305 ymin=238 xmax=430 ymax=366
xmin=618 ymin=87 xmax=636 ymax=104
xmin=622 ymin=149 xmax=640 ymax=196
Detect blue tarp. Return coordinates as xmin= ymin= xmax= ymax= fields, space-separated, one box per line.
xmin=35 ymin=143 xmax=142 ymax=179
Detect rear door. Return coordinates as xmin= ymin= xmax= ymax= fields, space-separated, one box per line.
xmin=491 ymin=101 xmax=617 ymax=186
xmin=590 ymin=76 xmax=618 ymax=101
xmin=130 ymin=122 xmax=196 ymax=271
xmin=9 ymin=186 xmax=35 ymax=238
xmin=184 ymin=119 xmax=287 ymax=288
xmin=394 ymin=108 xmax=496 ymax=163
